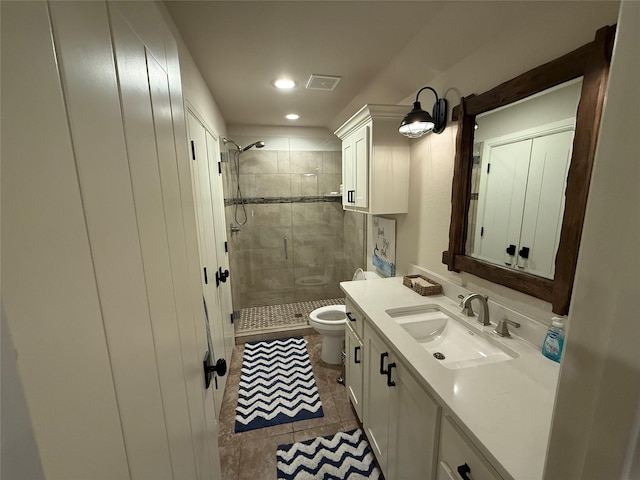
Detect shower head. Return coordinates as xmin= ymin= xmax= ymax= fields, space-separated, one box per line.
xmin=241 ymin=141 xmax=265 ymax=152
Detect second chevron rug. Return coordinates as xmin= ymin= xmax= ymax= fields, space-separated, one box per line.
xmin=276 ymin=428 xmax=381 ymax=479
xmin=235 ymin=337 xmax=324 ymax=432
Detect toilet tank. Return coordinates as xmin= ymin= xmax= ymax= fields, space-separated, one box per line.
xmin=352 ymin=269 xmax=382 ymax=281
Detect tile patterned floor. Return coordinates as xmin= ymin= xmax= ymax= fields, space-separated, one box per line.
xmin=237 ymin=298 xmax=345 ymax=333
xmin=218 ymin=333 xmax=361 ymax=480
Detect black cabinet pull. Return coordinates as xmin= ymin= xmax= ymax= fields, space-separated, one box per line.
xmin=506 ymin=244 xmax=516 ymax=256
xmin=346 ymin=311 xmax=356 ymax=322
xmin=457 ymin=463 xmax=472 ymax=480
xmin=354 ymin=346 xmax=361 ymax=364
xmin=379 ymin=352 xmax=389 ymax=375
xmin=386 ymin=362 xmax=396 ymax=387
xmin=519 ymin=246 xmax=530 ymax=259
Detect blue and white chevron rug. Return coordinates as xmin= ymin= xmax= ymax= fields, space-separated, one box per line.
xmin=276 ymin=428 xmax=381 ymax=479
xmin=235 ymin=337 xmax=324 ymax=432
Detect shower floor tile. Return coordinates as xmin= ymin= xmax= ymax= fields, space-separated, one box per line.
xmin=236 ymin=298 xmax=345 ymax=334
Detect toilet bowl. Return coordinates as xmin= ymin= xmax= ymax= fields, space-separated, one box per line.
xmin=309 ymin=305 xmax=347 ymax=364
xmin=309 ymin=270 xmax=382 ymax=364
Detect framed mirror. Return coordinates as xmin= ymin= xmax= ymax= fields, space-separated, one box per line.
xmin=443 ymin=25 xmax=615 ymax=315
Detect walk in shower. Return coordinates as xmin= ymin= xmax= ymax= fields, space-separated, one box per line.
xmin=221 ymin=133 xmax=365 ymax=338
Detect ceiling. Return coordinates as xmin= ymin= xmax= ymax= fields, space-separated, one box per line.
xmin=163 ymin=1 xmax=619 ymax=132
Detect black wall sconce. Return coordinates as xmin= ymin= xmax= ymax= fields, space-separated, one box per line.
xmin=398 ymin=86 xmax=448 ymax=138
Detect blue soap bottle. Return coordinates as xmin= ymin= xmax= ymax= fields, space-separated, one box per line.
xmin=542 ymin=316 xmax=565 ymax=362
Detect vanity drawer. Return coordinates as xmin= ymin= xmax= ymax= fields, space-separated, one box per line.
xmin=345 ymin=297 xmax=365 ymax=339
xmin=437 ymin=415 xmax=503 ymax=480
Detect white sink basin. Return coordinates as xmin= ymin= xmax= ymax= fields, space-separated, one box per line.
xmin=386 ymin=306 xmax=517 ymax=369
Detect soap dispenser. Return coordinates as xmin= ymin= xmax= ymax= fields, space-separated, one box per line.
xmin=542 ymin=316 xmax=565 ymax=363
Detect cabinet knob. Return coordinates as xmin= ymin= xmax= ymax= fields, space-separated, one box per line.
xmin=346 ymin=311 xmax=356 ymax=322
xmin=518 ymin=246 xmax=530 ymax=259
xmin=354 ymin=346 xmax=361 ymax=364
xmin=456 ymin=463 xmax=472 ymax=480
xmin=506 ymin=244 xmax=516 ymax=256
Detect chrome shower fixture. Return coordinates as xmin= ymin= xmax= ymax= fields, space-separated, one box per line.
xmin=222 ymin=138 xmax=265 ymax=152
xmin=241 ymin=141 xmax=265 ymax=152
xmin=222 ymin=137 xmax=242 ymax=151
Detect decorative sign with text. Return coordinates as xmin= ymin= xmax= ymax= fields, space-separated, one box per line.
xmin=372 ymin=216 xmax=396 ymax=276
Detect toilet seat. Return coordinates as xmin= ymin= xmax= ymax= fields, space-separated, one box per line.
xmin=309 ymin=305 xmax=346 ymax=325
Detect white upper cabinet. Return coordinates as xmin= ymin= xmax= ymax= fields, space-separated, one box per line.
xmin=335 ymin=105 xmax=411 ymax=214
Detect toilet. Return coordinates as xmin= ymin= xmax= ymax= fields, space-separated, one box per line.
xmin=309 ymin=270 xmax=381 ymax=364
xmin=309 ymin=305 xmax=348 ymax=364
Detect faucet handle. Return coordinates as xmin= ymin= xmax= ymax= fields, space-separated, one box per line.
xmin=457 ymin=294 xmax=465 ymax=307
xmin=494 ymin=317 xmax=521 ymax=337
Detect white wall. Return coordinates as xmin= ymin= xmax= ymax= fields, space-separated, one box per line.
xmin=158 ymin=2 xmax=227 ymax=137
xmin=545 ymin=2 xmax=640 ymax=478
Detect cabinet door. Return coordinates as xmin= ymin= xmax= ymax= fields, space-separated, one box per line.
xmin=342 ymin=136 xmax=355 ymax=207
xmin=353 ymin=125 xmax=370 ymax=208
xmin=345 ymin=324 xmax=364 ymax=421
xmin=363 ymin=325 xmax=392 ymax=476
xmin=388 ymin=362 xmax=440 ymax=480
xmin=437 ymin=415 xmax=503 ymax=480
xmin=345 ymin=298 xmax=365 ymax=339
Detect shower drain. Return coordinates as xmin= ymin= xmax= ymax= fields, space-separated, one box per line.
xmin=433 ymin=352 xmax=446 ymax=360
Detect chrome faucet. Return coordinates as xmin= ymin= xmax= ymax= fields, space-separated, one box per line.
xmin=461 ymin=293 xmax=491 ymax=326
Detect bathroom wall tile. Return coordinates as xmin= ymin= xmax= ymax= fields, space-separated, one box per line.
xmin=238 ymin=149 xmax=278 ymax=174
xmin=277 ymin=150 xmax=290 ymax=173
xmin=333 ymin=173 xmax=343 ymax=192
xmin=255 ymin=173 xmax=291 ymax=198
xmin=238 ymin=173 xmax=256 ymax=198
xmin=300 ymin=174 xmax=319 ymax=197
xmin=324 ymin=202 xmax=344 ymax=227
xmin=241 ymin=289 xmax=294 ymax=308
xmin=290 ymin=151 xmax=322 ymax=174
xmin=292 ymin=227 xmax=343 ymax=248
xmin=253 ymin=226 xmax=292 ymax=249
xmin=293 ymin=244 xmax=338 ymax=268
xmin=332 ymin=151 xmax=342 ymax=172
xmin=322 ymin=151 xmax=336 ymax=174
xmin=259 ymin=248 xmax=293 ymax=271
xmin=318 ymin=174 xmax=337 ymax=195
xmin=241 ymin=267 xmax=294 ymax=291
xmin=290 ymin=174 xmax=302 ymax=197
xmin=248 ymin=204 xmax=291 ymax=227
xmin=291 ymin=203 xmax=324 ymax=226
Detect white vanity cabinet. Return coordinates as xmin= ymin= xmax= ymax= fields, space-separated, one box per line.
xmin=437 ymin=415 xmax=503 ymax=480
xmin=345 ymin=298 xmax=365 ymax=420
xmin=345 ymin=323 xmax=364 ymax=420
xmin=334 ymin=104 xmax=410 ymax=214
xmin=363 ymin=323 xmax=440 ymax=480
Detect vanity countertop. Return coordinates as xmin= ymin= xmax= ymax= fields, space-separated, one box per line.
xmin=341 ymin=276 xmax=560 ymax=480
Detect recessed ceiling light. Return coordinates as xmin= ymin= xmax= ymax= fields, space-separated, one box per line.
xmin=272 ymin=78 xmax=297 ymax=89
xmin=285 ymin=113 xmax=300 ymax=120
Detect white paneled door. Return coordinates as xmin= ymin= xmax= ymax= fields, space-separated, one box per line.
xmin=3 ymin=1 xmax=223 ymax=479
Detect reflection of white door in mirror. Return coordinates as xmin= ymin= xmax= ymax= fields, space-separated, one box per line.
xmin=469 ymin=126 xmax=574 ymax=279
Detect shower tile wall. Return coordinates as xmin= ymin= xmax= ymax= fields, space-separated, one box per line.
xmin=225 ymin=148 xmax=359 ymax=309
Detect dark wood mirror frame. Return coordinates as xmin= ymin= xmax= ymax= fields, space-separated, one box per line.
xmin=443 ymin=25 xmax=616 ymax=315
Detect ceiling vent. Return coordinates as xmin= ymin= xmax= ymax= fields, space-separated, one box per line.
xmin=305 ymin=74 xmax=342 ymax=91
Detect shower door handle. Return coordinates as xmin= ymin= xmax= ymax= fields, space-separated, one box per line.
xmin=284 ymin=237 xmax=288 ymax=260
